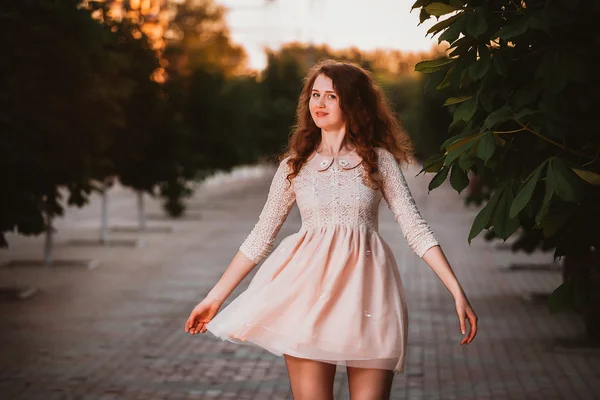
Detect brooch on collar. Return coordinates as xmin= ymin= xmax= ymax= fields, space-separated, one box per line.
xmin=308 ymin=150 xmax=363 ymax=171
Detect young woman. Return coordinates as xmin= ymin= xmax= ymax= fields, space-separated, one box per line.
xmin=185 ymin=59 xmax=478 ymax=400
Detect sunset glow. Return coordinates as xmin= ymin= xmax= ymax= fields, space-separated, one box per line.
xmin=218 ymin=0 xmax=442 ymax=70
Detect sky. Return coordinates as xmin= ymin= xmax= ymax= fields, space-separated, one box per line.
xmin=217 ymin=0 xmax=441 ymax=70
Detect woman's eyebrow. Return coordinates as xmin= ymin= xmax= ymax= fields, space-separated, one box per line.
xmin=311 ymin=89 xmax=336 ymax=93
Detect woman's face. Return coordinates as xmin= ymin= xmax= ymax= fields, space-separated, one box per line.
xmin=309 ymin=74 xmax=345 ymax=131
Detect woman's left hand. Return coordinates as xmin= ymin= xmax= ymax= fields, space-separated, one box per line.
xmin=455 ymin=297 xmax=478 ymax=345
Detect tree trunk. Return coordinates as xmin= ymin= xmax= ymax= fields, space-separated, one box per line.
xmin=563 ymin=249 xmax=600 ymax=341
xmin=137 ymin=191 xmax=146 ymax=231
xmin=101 ymin=188 xmax=109 ymax=244
xmin=44 ymin=214 xmax=54 ymax=267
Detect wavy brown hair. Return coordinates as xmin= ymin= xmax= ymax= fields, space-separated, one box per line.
xmin=282 ymin=59 xmax=414 ymax=189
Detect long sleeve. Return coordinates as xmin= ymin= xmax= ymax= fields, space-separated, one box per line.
xmin=377 ymin=148 xmax=439 ymax=258
xmin=239 ymin=157 xmax=296 ymax=264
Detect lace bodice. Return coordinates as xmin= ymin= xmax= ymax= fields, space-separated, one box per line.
xmin=239 ymin=147 xmax=439 ymax=264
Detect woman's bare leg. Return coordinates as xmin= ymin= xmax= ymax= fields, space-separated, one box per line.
xmin=346 ymin=366 xmax=395 ymax=400
xmin=283 ymin=354 xmax=337 ymax=400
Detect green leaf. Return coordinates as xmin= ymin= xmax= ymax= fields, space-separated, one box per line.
xmin=452 ymin=95 xmax=478 ymax=121
xmin=464 ymin=9 xmax=488 ymax=37
xmin=492 ymin=52 xmax=508 ymax=77
xmin=440 ymin=124 xmax=478 ymax=149
xmin=439 ymin=16 xmax=463 ymax=45
xmin=424 ymin=2 xmax=459 ymax=17
xmin=445 ymin=132 xmax=483 ymax=153
xmin=535 ymin=176 xmax=554 ymax=225
xmin=483 ymin=104 xmax=512 ymax=130
xmin=458 ymin=153 xmax=474 ymax=171
xmin=512 ymin=85 xmax=542 ymax=109
xmin=445 ymin=139 xmax=477 ymax=166
xmin=492 ymin=184 xmax=520 ymax=240
xmin=547 ymin=159 xmax=584 ymax=202
xmin=571 ymin=168 xmax=600 ymax=186
xmin=449 ymin=0 xmax=465 ymax=8
xmin=419 ymin=154 xmax=445 ymax=175
xmin=476 ymin=132 xmax=496 ymax=163
xmin=427 ymin=13 xmax=462 ymax=36
xmin=540 ymin=210 xmax=572 ymax=238
xmin=469 ymin=56 xmax=490 ymax=81
xmin=411 ymin=0 xmax=429 ymax=10
xmin=419 ymin=7 xmax=431 ymax=24
xmin=468 ymin=188 xmax=502 ymax=243
xmin=428 ymin=166 xmax=450 ymax=192
xmin=415 ymin=58 xmax=454 ymax=73
xmin=436 ymin=63 xmax=457 ymax=89
xmin=509 ymin=161 xmax=548 ymax=218
xmin=450 ymin=163 xmax=469 ymax=194
xmin=494 ymin=17 xmax=529 ymax=40
xmin=444 ymin=95 xmax=472 ymax=106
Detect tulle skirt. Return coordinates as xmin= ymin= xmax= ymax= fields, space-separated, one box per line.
xmin=206 ymin=225 xmax=409 ymax=372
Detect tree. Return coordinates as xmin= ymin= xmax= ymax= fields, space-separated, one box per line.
xmin=0 ymin=0 xmax=129 ymax=257
xmin=412 ymin=0 xmax=600 ymax=336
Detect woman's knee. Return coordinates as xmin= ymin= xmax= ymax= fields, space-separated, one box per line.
xmin=346 ymin=366 xmax=395 ymax=400
xmin=284 ymin=354 xmax=337 ymax=400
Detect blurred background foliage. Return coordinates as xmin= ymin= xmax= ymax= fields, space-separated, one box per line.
xmin=0 ymin=0 xmax=450 ymax=246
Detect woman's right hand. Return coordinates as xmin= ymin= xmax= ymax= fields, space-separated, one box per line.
xmin=184 ymin=298 xmax=221 ymax=335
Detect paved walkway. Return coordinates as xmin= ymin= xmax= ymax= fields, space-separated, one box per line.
xmin=1 ymin=163 xmax=599 ymax=400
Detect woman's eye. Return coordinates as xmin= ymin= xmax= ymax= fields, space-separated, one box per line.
xmin=328 ymin=94 xmax=337 ymax=99
xmin=312 ymin=93 xmax=319 ymax=98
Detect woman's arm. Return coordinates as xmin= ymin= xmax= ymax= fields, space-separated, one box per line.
xmin=422 ymin=245 xmax=478 ymax=344
xmin=204 ymin=251 xmax=257 ymax=307
xmin=378 ymin=148 xmax=478 ymax=344
xmin=207 ymin=157 xmax=296 ymax=305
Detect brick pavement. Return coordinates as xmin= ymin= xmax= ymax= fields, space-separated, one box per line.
xmin=0 ymin=164 xmax=599 ymax=400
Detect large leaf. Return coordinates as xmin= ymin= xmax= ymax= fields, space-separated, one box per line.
xmin=492 ymin=184 xmax=520 ymax=240
xmin=425 ymin=2 xmax=459 ymax=17
xmin=411 ymin=0 xmax=430 ymax=10
xmin=445 ymin=132 xmax=483 ymax=153
xmin=452 ymin=96 xmax=478 ymax=122
xmin=439 ymin=16 xmax=464 ymax=45
xmin=483 ymin=104 xmax=512 ymax=130
xmin=419 ymin=8 xmax=431 ymax=24
xmin=419 ymin=154 xmax=445 ymax=175
xmin=540 ymin=210 xmax=573 ymax=238
xmin=494 ymin=17 xmax=529 ymax=40
xmin=492 ymin=52 xmax=508 ymax=77
xmin=450 ymin=163 xmax=470 ymax=194
xmin=444 ymin=95 xmax=473 ymax=106
xmin=464 ymin=9 xmax=488 ymax=37
xmin=415 ymin=58 xmax=454 ymax=74
xmin=468 ymin=188 xmax=502 ymax=243
xmin=427 ymin=13 xmax=462 ymax=36
xmin=469 ymin=56 xmax=490 ymax=81
xmin=535 ymin=175 xmax=554 ymax=225
xmin=444 ymin=139 xmax=477 ymax=165
xmin=458 ymin=152 xmax=474 ymax=171
xmin=509 ymin=161 xmax=548 ymax=218
xmin=476 ymin=131 xmax=496 ymax=163
xmin=571 ymin=168 xmax=600 ymax=186
xmin=428 ymin=166 xmax=450 ymax=191
xmin=546 ymin=158 xmax=584 ymax=202
xmin=437 ymin=63 xmax=457 ymax=90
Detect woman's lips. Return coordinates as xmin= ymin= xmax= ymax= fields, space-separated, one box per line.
xmin=315 ymin=112 xmax=329 ymax=117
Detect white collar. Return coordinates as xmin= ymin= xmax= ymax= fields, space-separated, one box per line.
xmin=306 ymin=150 xmax=363 ymax=171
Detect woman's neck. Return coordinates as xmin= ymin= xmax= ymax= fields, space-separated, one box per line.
xmin=317 ymin=128 xmax=354 ymax=156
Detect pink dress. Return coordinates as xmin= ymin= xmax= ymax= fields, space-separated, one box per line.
xmin=205 ymin=147 xmax=438 ymax=372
